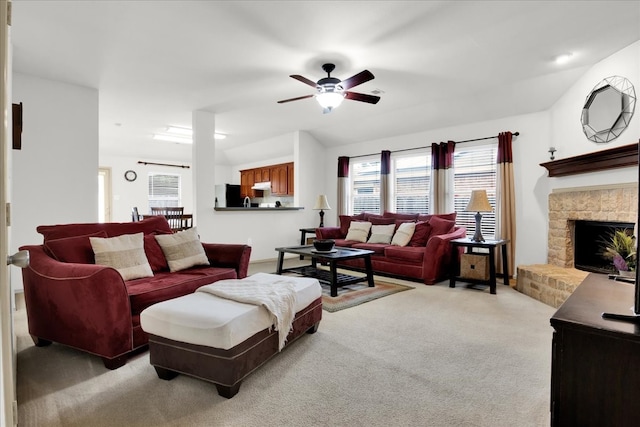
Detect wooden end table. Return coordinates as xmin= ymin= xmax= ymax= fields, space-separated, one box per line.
xmin=449 ymin=238 xmax=509 ymax=294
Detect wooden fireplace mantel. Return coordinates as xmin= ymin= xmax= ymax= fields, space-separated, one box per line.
xmin=540 ymin=141 xmax=639 ymax=177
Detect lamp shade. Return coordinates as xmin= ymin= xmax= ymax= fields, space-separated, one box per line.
xmin=313 ymin=195 xmax=332 ymax=210
xmin=316 ymin=92 xmax=344 ymax=109
xmin=465 ymin=189 xmax=492 ymax=212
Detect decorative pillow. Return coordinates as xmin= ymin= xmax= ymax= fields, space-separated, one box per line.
xmin=339 ymin=215 xmax=356 ymax=235
xmin=144 ymin=232 xmax=170 ymax=272
xmin=367 ymin=224 xmax=396 ymax=244
xmin=383 ymin=211 xmax=418 ymax=221
xmin=345 ymin=221 xmax=372 ymax=243
xmin=409 ymin=221 xmax=433 ymax=247
xmin=429 ymin=216 xmax=456 ymax=237
xmin=417 ymin=212 xmax=457 ymax=223
xmin=90 ymin=232 xmax=153 ymax=281
xmin=368 ymin=215 xmax=396 ymax=225
xmin=154 ymin=227 xmax=210 ymax=272
xmin=44 ymin=231 xmax=108 ymax=264
xmin=391 ymin=222 xmax=416 ymax=247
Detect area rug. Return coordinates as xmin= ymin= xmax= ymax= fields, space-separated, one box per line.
xmin=320 ymin=281 xmax=414 ymax=312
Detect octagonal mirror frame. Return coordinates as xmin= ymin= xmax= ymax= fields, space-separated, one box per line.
xmin=581 ymin=75 xmax=636 ymax=143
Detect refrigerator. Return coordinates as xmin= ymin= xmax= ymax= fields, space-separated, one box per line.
xmin=214 ymin=184 xmax=243 ymax=207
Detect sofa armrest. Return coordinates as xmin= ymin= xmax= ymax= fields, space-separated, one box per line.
xmin=202 ymin=243 xmax=252 ymax=279
xmin=315 ymin=227 xmax=344 ymax=240
xmin=421 ymin=226 xmax=467 ymax=284
xmin=18 ymin=245 xmax=133 ymax=358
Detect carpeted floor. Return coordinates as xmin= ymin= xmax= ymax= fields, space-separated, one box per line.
xmin=16 ymin=259 xmax=556 ymax=426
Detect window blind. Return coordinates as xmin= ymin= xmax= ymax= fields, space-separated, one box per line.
xmin=148 ymin=173 xmax=181 ymax=208
xmin=393 ymin=154 xmax=430 ymax=214
xmin=453 ymin=145 xmax=497 ymax=239
xmin=351 ymin=159 xmax=381 ymax=214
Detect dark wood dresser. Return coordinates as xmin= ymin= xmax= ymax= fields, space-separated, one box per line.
xmin=550 ymin=273 xmax=640 ymax=426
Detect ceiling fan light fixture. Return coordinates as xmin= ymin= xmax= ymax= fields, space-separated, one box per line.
xmin=316 ymin=92 xmax=345 ymax=110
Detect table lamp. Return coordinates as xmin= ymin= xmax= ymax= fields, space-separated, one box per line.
xmin=313 ymin=195 xmax=331 ymax=227
xmin=465 ymin=189 xmax=493 ymax=242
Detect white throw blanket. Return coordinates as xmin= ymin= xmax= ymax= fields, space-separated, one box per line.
xmin=197 ymin=278 xmax=297 ymax=351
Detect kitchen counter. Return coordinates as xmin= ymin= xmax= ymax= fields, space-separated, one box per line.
xmin=214 ymin=207 xmax=304 ymax=211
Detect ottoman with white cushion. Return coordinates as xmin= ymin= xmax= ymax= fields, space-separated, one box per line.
xmin=140 ymin=273 xmax=322 ymax=398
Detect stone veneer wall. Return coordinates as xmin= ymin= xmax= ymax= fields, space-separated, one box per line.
xmin=517 ymin=183 xmax=637 ymax=308
xmin=547 ymin=183 xmax=638 ymax=268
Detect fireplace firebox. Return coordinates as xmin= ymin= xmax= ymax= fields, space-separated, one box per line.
xmin=574 ymin=220 xmax=634 ymax=274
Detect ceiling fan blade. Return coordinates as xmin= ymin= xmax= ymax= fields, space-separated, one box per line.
xmin=277 ymin=94 xmax=315 ymax=104
xmin=345 ymin=91 xmax=381 ymax=104
xmin=340 ymin=70 xmax=374 ymax=90
xmin=290 ymin=75 xmax=318 ymax=88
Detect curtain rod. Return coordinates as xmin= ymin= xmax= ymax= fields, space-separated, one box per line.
xmin=349 ymin=131 xmax=519 ymax=159
xmin=137 ymin=161 xmax=191 ymax=169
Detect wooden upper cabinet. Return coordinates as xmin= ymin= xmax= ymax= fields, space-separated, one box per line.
xmin=240 ymin=170 xmax=254 ymax=198
xmin=239 ymin=162 xmax=294 ymax=197
xmin=287 ymin=163 xmax=294 ymax=195
xmin=270 ymin=164 xmax=288 ymax=195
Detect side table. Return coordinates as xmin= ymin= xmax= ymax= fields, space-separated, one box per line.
xmin=449 ymin=238 xmax=509 ymax=294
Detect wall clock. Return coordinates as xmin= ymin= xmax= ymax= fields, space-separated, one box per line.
xmin=124 ymin=170 xmax=137 ymax=182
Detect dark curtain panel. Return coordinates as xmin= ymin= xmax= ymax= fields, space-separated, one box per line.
xmin=431 ymin=141 xmax=455 ymax=213
xmin=337 ymin=156 xmax=350 ymax=216
xmin=496 ymin=131 xmax=516 ymax=280
xmin=380 ymin=150 xmax=391 ymax=213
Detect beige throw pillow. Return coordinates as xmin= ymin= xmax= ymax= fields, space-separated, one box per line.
xmin=367 ymin=224 xmax=396 ymax=244
xmin=345 ymin=221 xmax=372 ymax=243
xmin=90 ymin=232 xmax=153 ymax=281
xmin=391 ymin=222 xmax=416 ymax=247
xmin=154 ymin=227 xmax=210 ymax=272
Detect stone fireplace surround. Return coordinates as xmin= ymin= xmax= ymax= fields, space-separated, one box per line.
xmin=517 ymin=183 xmax=638 ymax=308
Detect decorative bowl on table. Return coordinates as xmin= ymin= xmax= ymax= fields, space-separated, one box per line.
xmin=313 ymin=239 xmax=335 ymax=252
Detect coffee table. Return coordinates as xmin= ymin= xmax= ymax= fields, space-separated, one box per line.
xmin=275 ymin=245 xmax=375 ymax=297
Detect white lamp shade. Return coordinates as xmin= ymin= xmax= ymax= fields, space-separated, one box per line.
xmin=316 ymin=92 xmax=344 ymax=109
xmin=313 ymin=195 xmax=331 ymax=210
xmin=465 ymin=189 xmax=492 ymax=212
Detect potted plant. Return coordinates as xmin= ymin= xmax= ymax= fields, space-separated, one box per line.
xmin=602 ymin=229 xmax=636 ymax=277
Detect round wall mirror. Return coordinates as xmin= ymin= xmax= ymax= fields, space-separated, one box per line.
xmin=581 ymin=76 xmax=636 ymax=143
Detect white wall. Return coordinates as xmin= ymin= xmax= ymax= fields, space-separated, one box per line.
xmin=11 ymin=73 xmax=99 ymax=291
xmin=99 ymin=153 xmax=194 ymax=223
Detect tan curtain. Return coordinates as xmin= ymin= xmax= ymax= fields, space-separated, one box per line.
xmin=380 ymin=150 xmax=391 ymax=213
xmin=337 ymin=156 xmax=350 ymax=218
xmin=430 ymin=141 xmax=456 ymax=214
xmin=496 ymin=132 xmax=516 ymax=281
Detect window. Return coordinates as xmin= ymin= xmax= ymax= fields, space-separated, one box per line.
xmin=98 ymin=167 xmax=112 ymax=222
xmin=392 ymin=153 xmax=430 ymax=214
xmin=350 ymin=158 xmax=381 ymax=214
xmin=453 ymin=144 xmax=497 ymax=240
xmin=148 ymin=173 xmax=181 ymax=208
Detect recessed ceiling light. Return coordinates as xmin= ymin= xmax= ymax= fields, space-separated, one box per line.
xmin=152 ymin=133 xmax=192 ymax=144
xmin=555 ymin=53 xmax=574 ymax=65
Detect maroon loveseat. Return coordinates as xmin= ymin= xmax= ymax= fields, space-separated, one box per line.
xmin=315 ymin=212 xmax=466 ymax=285
xmin=19 ymin=216 xmax=251 ymax=369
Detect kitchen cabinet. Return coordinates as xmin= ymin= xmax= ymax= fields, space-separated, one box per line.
xmin=239 ymin=162 xmax=294 ymax=197
xmin=270 ymin=164 xmax=288 ymax=195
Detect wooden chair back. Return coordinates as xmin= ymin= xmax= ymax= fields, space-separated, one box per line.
xmin=150 ymin=207 xmax=185 ymax=232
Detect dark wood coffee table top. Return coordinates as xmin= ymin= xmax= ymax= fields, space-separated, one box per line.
xmin=275 ymin=245 xmax=374 ymax=259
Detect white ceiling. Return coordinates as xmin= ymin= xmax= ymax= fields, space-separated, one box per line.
xmin=10 ymin=1 xmax=640 ymax=165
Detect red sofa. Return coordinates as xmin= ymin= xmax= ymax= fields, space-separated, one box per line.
xmin=315 ymin=212 xmax=466 ymax=285
xmin=19 ymin=216 xmax=251 ymax=369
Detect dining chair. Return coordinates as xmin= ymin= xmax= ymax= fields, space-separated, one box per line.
xmin=150 ymin=207 xmax=185 ymax=232
xmin=131 ymin=207 xmax=141 ymax=222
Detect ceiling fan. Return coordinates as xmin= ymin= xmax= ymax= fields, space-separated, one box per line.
xmin=277 ymin=63 xmax=381 ymax=114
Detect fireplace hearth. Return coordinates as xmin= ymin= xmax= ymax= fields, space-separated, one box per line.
xmin=574 ymin=220 xmax=634 ymax=274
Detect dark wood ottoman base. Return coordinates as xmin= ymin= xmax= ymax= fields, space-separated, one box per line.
xmin=148 ymin=297 xmax=322 ymax=398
